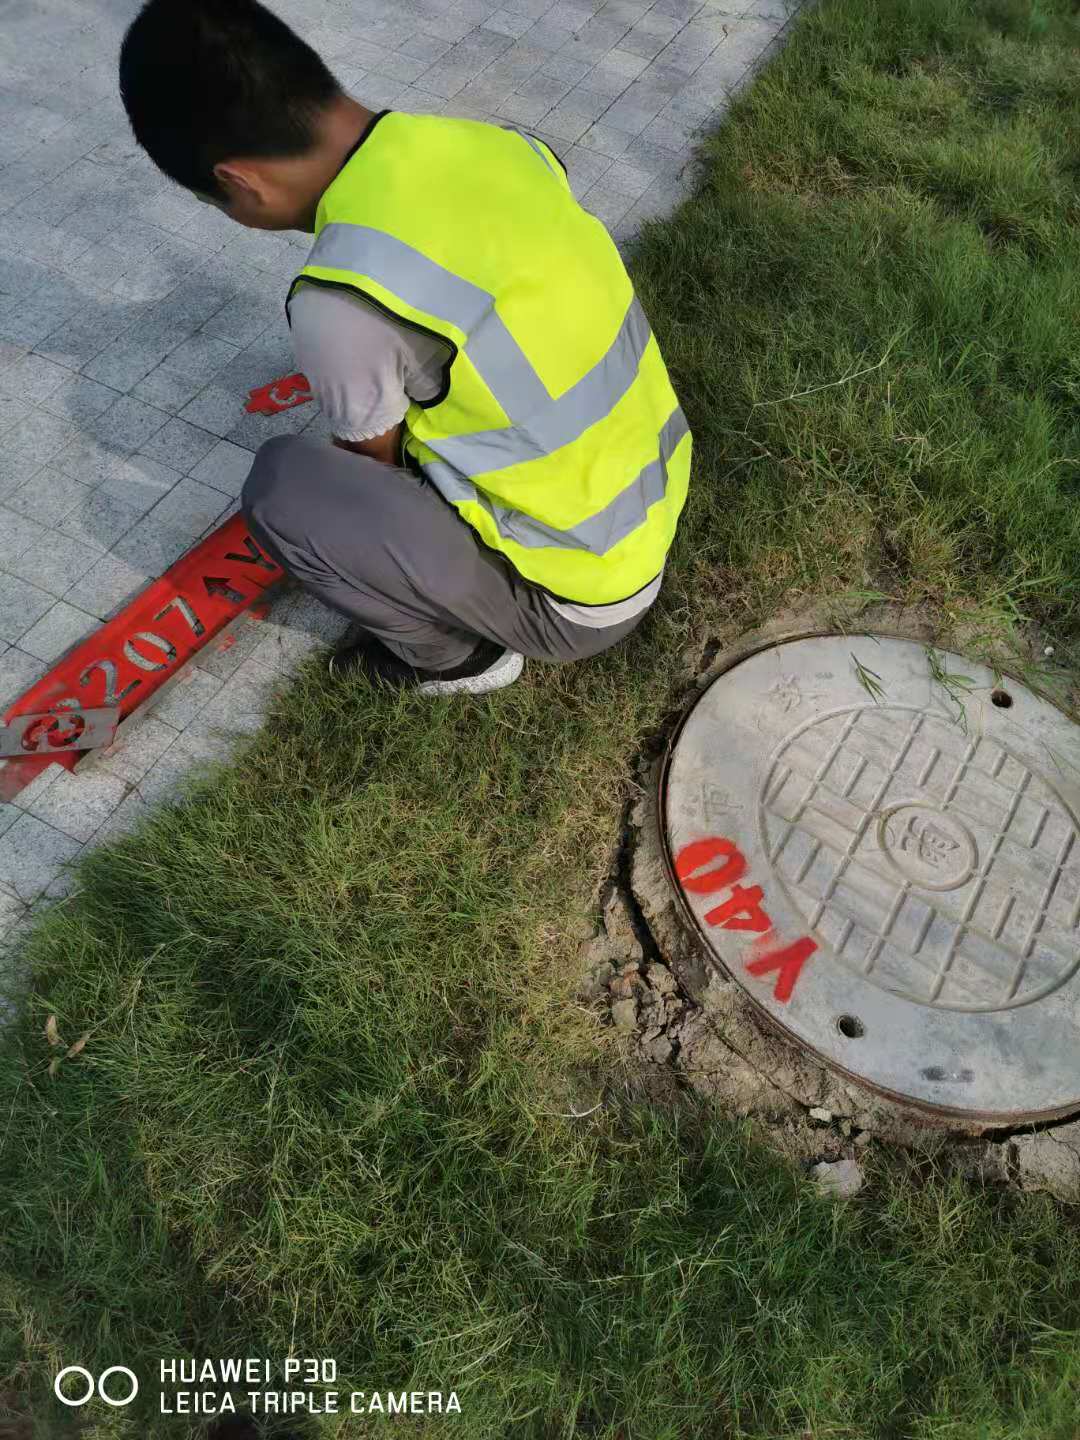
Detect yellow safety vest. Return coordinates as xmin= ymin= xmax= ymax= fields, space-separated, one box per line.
xmin=288 ymin=109 xmax=692 ymax=605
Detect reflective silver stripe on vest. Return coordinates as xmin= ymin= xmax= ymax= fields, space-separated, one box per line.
xmin=423 ymin=405 xmax=689 ymax=557
xmin=308 ymin=223 xmax=551 ymax=419
xmin=500 ymin=124 xmax=561 ymax=179
xmin=430 ymin=297 xmax=653 ymax=475
xmin=304 ymin=224 xmax=654 ymax=475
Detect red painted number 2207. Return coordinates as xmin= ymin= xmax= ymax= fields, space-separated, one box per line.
xmin=673 ymin=836 xmax=817 ymax=1003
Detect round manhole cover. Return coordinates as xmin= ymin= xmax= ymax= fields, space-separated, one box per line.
xmin=660 ymin=635 xmax=1080 ymax=1122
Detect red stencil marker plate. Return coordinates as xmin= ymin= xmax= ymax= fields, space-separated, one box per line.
xmin=0 ymin=514 xmax=285 ymax=805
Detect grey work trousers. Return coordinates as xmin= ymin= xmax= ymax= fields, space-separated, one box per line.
xmin=241 ymin=435 xmax=650 ymax=671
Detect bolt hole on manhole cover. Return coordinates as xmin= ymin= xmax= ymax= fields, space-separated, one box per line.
xmin=660 ymin=635 xmax=1080 ymax=1123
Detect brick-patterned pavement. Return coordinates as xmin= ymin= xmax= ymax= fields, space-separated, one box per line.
xmin=0 ymin=0 xmax=799 ymax=957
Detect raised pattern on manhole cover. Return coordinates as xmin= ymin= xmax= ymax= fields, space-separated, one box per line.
xmin=661 ymin=635 xmax=1080 ymax=1122
xmin=761 ymin=707 xmax=1080 ymax=1012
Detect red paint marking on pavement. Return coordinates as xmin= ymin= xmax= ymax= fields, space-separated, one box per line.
xmin=0 ymin=514 xmax=285 ymax=805
xmin=245 ymin=373 xmax=312 ymax=415
xmin=745 ymin=935 xmax=818 ymax=1004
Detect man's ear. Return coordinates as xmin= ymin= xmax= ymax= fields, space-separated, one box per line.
xmin=212 ymin=159 xmax=264 ymax=206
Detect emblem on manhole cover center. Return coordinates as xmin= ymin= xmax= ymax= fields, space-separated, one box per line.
xmin=759 ymin=705 xmax=1080 ymax=1012
xmin=878 ymin=804 xmax=977 ymax=892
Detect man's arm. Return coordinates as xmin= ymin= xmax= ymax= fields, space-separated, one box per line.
xmin=333 ymin=422 xmax=402 ymax=468
xmin=290 ymin=285 xmax=448 ymax=471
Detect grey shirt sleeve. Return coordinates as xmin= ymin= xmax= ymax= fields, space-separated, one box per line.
xmin=290 ymin=283 xmax=451 ymax=442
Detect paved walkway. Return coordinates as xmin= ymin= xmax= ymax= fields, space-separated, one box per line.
xmin=0 ymin=0 xmax=797 ymax=954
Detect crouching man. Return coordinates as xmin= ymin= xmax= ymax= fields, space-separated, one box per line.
xmin=119 ymin=0 xmax=692 ymax=695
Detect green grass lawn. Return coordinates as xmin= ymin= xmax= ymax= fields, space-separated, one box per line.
xmin=4 ymin=0 xmax=1080 ymax=1435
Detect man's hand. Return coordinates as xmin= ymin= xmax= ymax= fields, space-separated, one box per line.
xmin=333 ymin=421 xmax=403 ymax=468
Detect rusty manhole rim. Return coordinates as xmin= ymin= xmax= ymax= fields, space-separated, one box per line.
xmin=656 ymin=628 xmax=1080 ymax=1127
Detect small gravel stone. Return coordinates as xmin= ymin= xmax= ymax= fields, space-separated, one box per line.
xmin=810 ymin=1159 xmax=865 ymax=1199
xmin=809 ymin=1106 xmax=832 ymax=1124
xmin=611 ymin=997 xmax=639 ymax=1031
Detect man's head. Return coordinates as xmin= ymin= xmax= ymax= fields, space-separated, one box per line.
xmin=120 ymin=0 xmax=364 ymax=231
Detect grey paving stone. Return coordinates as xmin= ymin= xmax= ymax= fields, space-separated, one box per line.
xmin=88 ymin=788 xmax=151 ymax=848
xmin=93 ymin=395 xmax=169 ymax=452
xmin=398 ymin=89 xmax=451 ymax=115
xmin=0 ymin=508 xmax=48 ymax=568
xmin=596 ymin=91 xmax=663 ymax=134
xmin=523 ymin=18 xmax=575 ymax=49
xmin=497 ymin=91 xmax=555 ymax=124
xmin=131 ymin=365 xmax=206 ymax=415
xmin=617 ymin=171 xmax=696 ymax=230
xmin=82 ymin=339 xmax=173 ymax=393
xmin=80 ymin=711 xmax=181 ymax=787
xmin=111 ymin=515 xmax=202 ymax=577
xmin=188 ymin=441 xmax=255 ymax=500
xmin=139 ymin=417 xmax=220 ymax=475
xmin=0 ymin=352 xmax=70 ymax=404
xmin=0 ymin=342 xmax=28 ymax=372
xmin=200 ymin=293 xmax=280 ymax=348
xmin=18 ymin=600 xmax=99 ymax=663
xmin=110 ymin=237 xmax=207 ymax=305
xmin=188 ymin=655 xmax=286 ymax=739
xmin=0 ymin=646 xmax=45 ymax=708
xmin=484 ymin=9 xmax=535 ymax=36
xmin=99 ymin=453 xmax=183 ymax=517
xmin=564 ymin=143 xmax=614 ymax=194
xmin=0 ymin=396 xmax=32 ymax=442
xmin=652 ymin=0 xmax=706 ymax=18
xmin=57 ymin=489 xmax=143 ymax=552
xmin=142 ymin=663 xmax=225 ymax=729
xmin=251 ymin=591 xmax=350 ymax=672
xmin=595 ymin=0 xmax=654 ymax=20
xmin=4 ymin=756 xmax=64 ymax=814
xmin=577 ymin=120 xmax=636 ymax=156
xmin=195 ymin=612 xmax=280 ymax=681
xmin=4 ymin=466 xmax=93 ymax=527
xmin=0 ymin=803 xmax=20 ymax=840
xmin=541 ymin=98 xmax=609 ymax=141
xmin=0 ymin=812 xmax=83 ymax=902
xmin=620 ymin=21 xmax=682 ymax=59
xmin=414 ymin=60 xmax=484 ymax=98
xmin=0 ymin=570 xmax=54 ymax=643
xmin=505 ymin=0 xmax=559 ymax=16
xmin=599 ymin=158 xmax=656 ymax=196
xmin=39 ymin=374 xmax=121 ymax=425
xmin=3 ymin=409 xmax=79 ymax=469
xmin=397 ymin=31 xmax=454 ymax=62
xmin=226 ymin=398 xmax=313 ymax=451
xmin=26 ymin=765 xmax=132 ymax=843
xmin=564 ymin=14 xmax=632 ymax=56
xmin=52 ymin=431 xmax=129 ymax=488
xmin=583 ymin=178 xmax=636 ymax=225
xmin=160 ymin=332 xmax=242 ymax=383
xmin=178 ymin=386 xmax=247 ymax=439
xmin=641 ymin=113 xmax=700 ymax=152
xmin=5 ymin=530 xmax=101 ymax=598
xmin=64 ymin=549 xmax=152 ymax=621
xmin=146 ymin=475 xmax=231 ymax=534
xmin=134 ymin=724 xmax=235 ymax=808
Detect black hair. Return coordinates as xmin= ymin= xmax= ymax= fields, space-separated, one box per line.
xmin=119 ymin=0 xmax=342 ymax=198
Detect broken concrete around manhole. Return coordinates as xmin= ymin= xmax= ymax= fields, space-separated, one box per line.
xmin=579 ymin=612 xmax=1080 ymax=1204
